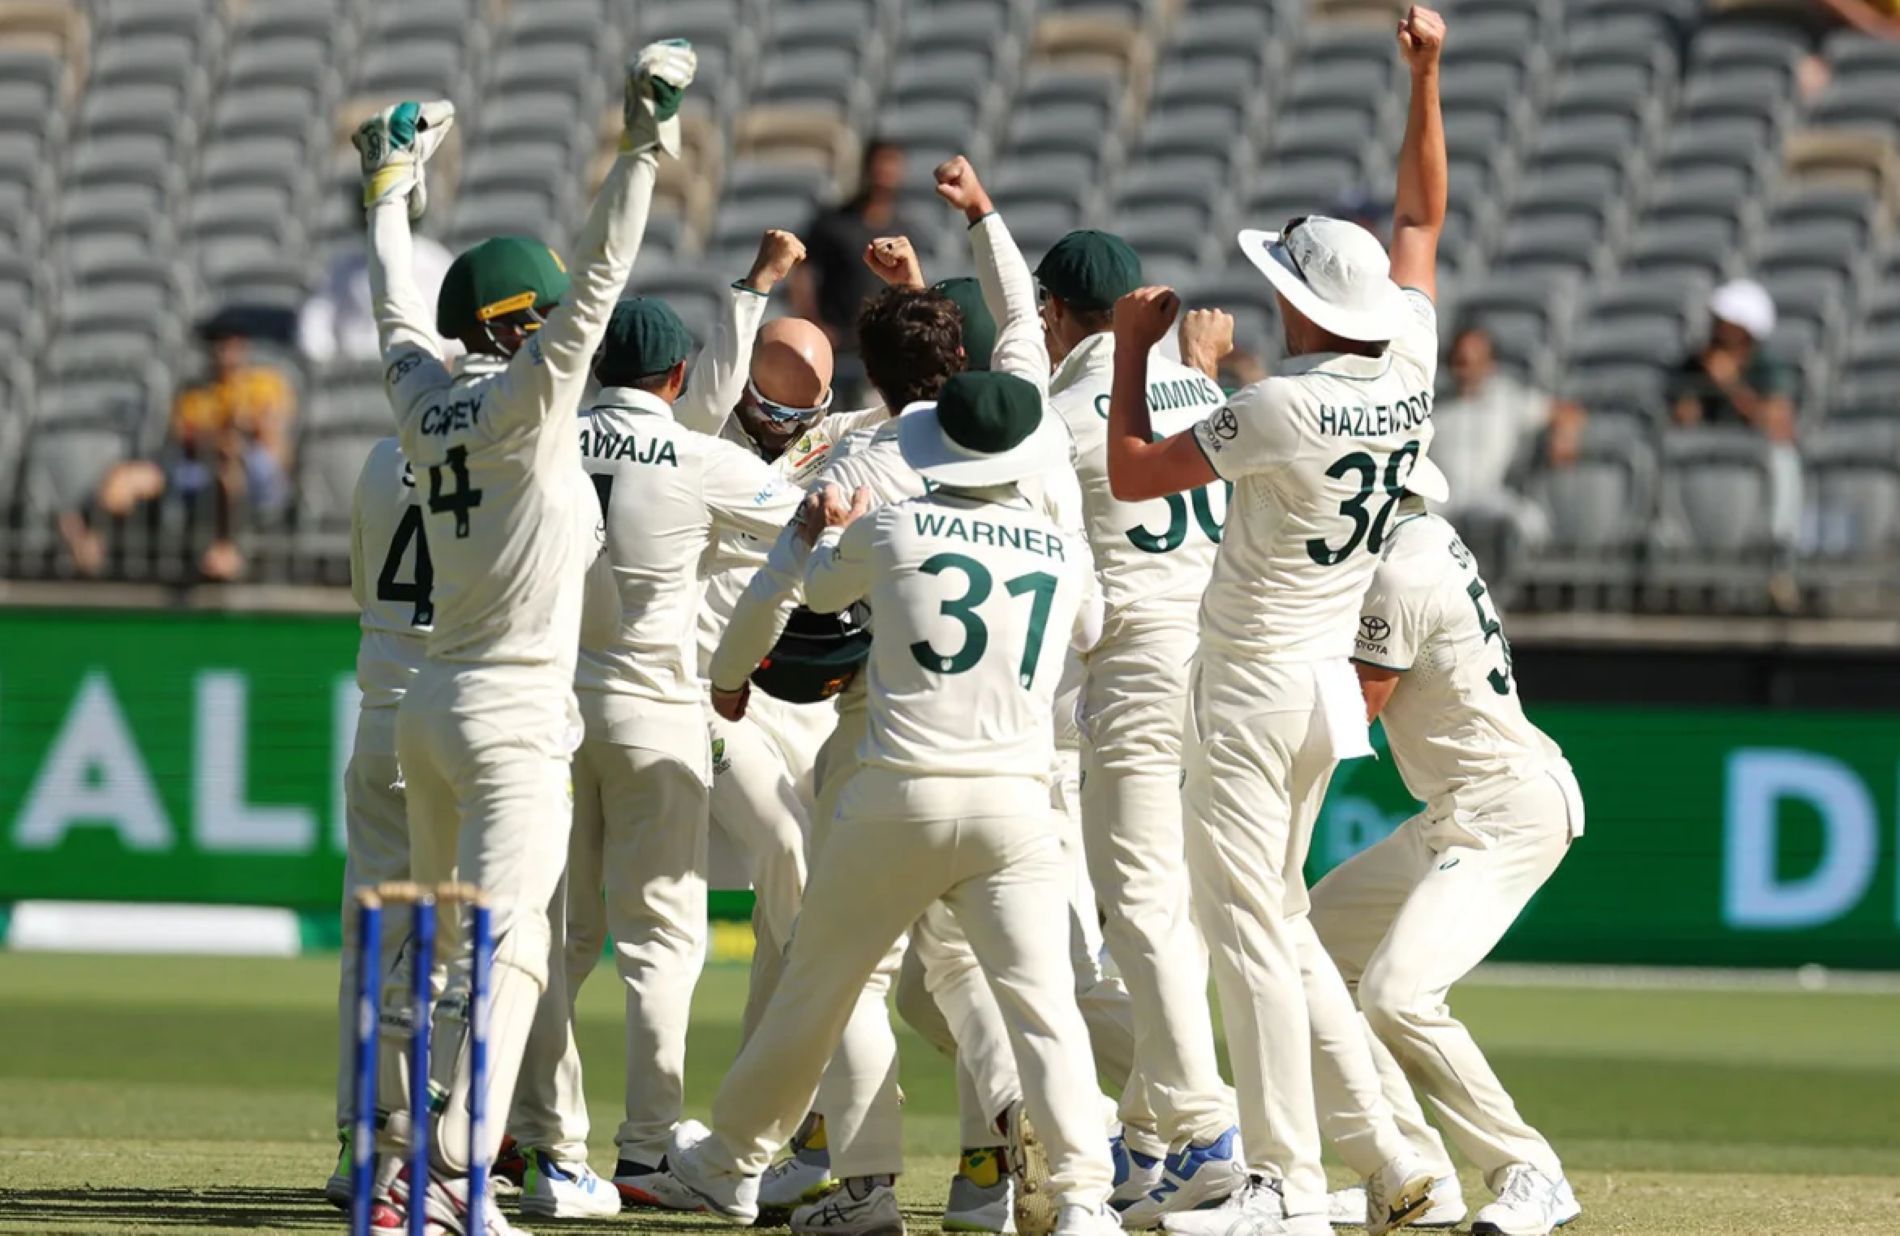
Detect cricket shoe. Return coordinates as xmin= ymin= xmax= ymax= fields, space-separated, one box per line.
xmin=1054 ymin=1203 xmax=1124 ymax=1236
xmin=791 ymin=1175 xmax=904 ymax=1235
xmin=520 ymin=1149 xmax=621 ymax=1219
xmin=491 ymin=1136 xmax=526 ymax=1195
xmin=325 ymin=1125 xmax=353 ymax=1209
xmin=1158 ymin=1176 xmax=1328 ymax=1236
xmin=1110 ymin=1133 xmax=1165 ymax=1214
xmin=657 ymin=1118 xmax=760 ymax=1224
xmin=1363 ymin=1153 xmax=1435 ymax=1235
xmin=391 ymin=1163 xmax=532 ymax=1236
xmin=1119 ymin=1126 xmax=1246 ymax=1230
xmin=944 ymin=1148 xmax=1014 ymax=1232
xmin=1004 ymin=1101 xmax=1057 ymax=1236
xmin=1327 ymin=1177 xmax=1464 ymax=1229
xmin=761 ymin=1114 xmax=839 ymax=1211
xmin=1471 ymin=1165 xmax=1579 ymax=1236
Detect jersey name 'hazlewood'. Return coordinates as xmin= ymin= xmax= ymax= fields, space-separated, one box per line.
xmin=1317 ymin=391 xmax=1433 ymax=438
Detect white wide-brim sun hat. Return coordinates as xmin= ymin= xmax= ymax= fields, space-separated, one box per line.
xmin=1238 ymin=218 xmax=1414 ymax=343
xmin=897 ymin=372 xmax=1072 ymax=488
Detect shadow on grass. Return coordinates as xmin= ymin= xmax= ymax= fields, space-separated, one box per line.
xmin=0 ymin=1186 xmax=339 ymax=1229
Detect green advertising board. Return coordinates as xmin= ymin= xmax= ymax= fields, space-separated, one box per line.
xmin=1 ymin=608 xmax=1896 ymax=967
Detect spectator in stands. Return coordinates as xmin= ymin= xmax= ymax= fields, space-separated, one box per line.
xmin=59 ymin=309 xmax=298 ymax=581
xmin=1430 ymin=323 xmax=1581 ymax=550
xmin=1671 ymin=278 xmax=1802 ymax=537
xmin=793 ymin=139 xmax=914 ymax=396
xmin=299 ymin=193 xmax=456 ymax=364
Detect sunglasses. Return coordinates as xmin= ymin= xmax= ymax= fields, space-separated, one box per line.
xmin=746 ymin=378 xmax=832 ymax=424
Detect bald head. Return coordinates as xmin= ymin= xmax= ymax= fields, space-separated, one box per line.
xmin=751 ymin=318 xmax=833 ymax=407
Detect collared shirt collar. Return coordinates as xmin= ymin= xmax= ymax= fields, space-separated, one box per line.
xmin=591 ymin=386 xmax=676 ymax=419
xmin=1278 ymin=348 xmax=1393 ymax=382
xmin=1049 ymin=330 xmax=1115 ymax=396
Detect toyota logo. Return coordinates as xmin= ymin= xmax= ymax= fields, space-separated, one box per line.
xmin=1359 ymin=615 xmax=1391 ymax=641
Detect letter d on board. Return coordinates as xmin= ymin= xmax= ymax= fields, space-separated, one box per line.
xmin=1723 ymin=748 xmax=1877 ymax=929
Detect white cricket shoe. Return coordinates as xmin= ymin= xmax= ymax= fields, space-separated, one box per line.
xmin=1110 ymin=1134 xmax=1165 ymax=1214
xmin=394 ymin=1165 xmax=532 ymax=1236
xmin=1005 ymin=1101 xmax=1059 ymax=1236
xmin=1054 ymin=1202 xmax=1125 ymax=1236
xmin=1364 ymin=1153 xmax=1434 ymax=1235
xmin=791 ymin=1176 xmax=905 ymax=1235
xmin=519 ymin=1149 xmax=621 ymax=1219
xmin=1328 ymin=1177 xmax=1465 ymax=1229
xmin=1471 ymin=1165 xmax=1579 ymax=1236
xmin=945 ymin=1149 xmax=1015 ymax=1233
xmin=1159 ymin=1176 xmax=1329 ymax=1236
xmin=763 ymin=1146 xmax=839 ymax=1207
xmin=653 ymin=1118 xmax=760 ymax=1224
xmin=1120 ymin=1126 xmax=1246 ymax=1230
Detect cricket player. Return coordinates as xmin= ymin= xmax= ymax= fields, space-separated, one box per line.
xmin=665 ymin=369 xmax=1121 ymax=1236
xmin=327 ymin=436 xmax=430 ymax=1210
xmin=1104 ymin=9 xmax=1453 ymax=1234
xmin=707 ymin=157 xmax=1090 ymax=1235
xmin=1314 ymin=510 xmax=1583 ymax=1236
xmin=562 ymin=296 xmax=810 ymax=1208
xmin=355 ymin=39 xmax=694 ymax=1235
xmin=1036 ymin=227 xmax=1247 ymax=1224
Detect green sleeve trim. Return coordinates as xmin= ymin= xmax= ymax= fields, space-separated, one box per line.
xmin=967 ymin=211 xmax=997 ymax=229
xmin=731 ymin=280 xmax=768 ymax=298
xmin=1352 ymin=655 xmax=1411 ymax=673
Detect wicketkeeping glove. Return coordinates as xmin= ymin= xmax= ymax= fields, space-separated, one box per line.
xmin=353 ymin=99 xmax=456 ymax=220
xmin=622 ymin=38 xmax=696 ymax=159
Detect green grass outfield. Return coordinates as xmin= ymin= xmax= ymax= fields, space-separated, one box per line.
xmin=1 ymin=954 xmax=1897 ymax=1234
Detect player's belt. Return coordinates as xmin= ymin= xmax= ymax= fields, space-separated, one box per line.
xmin=752 ymin=602 xmax=873 ymax=704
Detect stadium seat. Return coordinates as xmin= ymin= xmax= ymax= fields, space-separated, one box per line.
xmin=1519 ymin=416 xmax=1657 ymax=601
xmin=1655 ymin=426 xmax=1778 ymax=557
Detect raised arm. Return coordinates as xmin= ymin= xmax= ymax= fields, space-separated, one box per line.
xmin=709 ymin=518 xmax=810 ymax=718
xmin=1389 ymin=6 xmax=1448 ymax=299
xmin=675 ymin=230 xmax=802 ymax=434
xmin=804 ymin=507 xmax=876 ymax=616
xmin=1106 ymin=287 xmax=1219 ymax=501
xmin=936 ymin=156 xmax=1050 ymax=395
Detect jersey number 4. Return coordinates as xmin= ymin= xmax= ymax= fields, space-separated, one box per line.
xmin=376 ymin=505 xmax=434 ymax=627
xmin=426 ymin=445 xmax=483 ymax=538
xmin=1306 ymin=440 xmax=1421 ymax=566
xmin=909 ymin=552 xmax=1059 ymax=688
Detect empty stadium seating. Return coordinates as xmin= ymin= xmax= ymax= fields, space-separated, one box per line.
xmin=1 ymin=0 xmax=1897 ymax=612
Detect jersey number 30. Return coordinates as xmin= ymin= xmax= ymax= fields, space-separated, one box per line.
xmin=909 ymin=552 xmax=1059 ymax=688
xmin=376 ymin=506 xmax=434 ymax=627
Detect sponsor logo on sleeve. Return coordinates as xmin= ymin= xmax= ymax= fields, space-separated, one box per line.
xmin=1357 ymin=614 xmax=1391 ymax=657
xmin=386 ymin=353 xmax=423 ymax=384
xmin=1211 ymin=407 xmax=1240 ymax=439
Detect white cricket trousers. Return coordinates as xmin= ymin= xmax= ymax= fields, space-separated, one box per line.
xmin=705 ymin=769 xmax=1115 ymax=1209
xmin=504 ymin=870 xmax=591 ymax=1163
xmin=895 ymin=746 xmax=1137 ymax=1150
xmin=1182 ymin=662 xmax=1339 ymax=1217
xmin=1310 ymin=767 xmax=1580 ymax=1179
xmin=336 ymin=708 xmax=410 ymax=1126
xmin=1081 ymin=623 xmax=1235 ymax=1148
xmin=395 ymin=667 xmax=576 ymax=1175
xmin=567 ymin=732 xmax=710 ymax=1164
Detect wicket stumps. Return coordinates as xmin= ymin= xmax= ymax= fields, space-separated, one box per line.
xmin=350 ymin=881 xmax=492 ymax=1236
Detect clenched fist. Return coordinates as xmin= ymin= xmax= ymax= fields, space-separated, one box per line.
xmin=1114 ymin=286 xmax=1182 ymax=352
xmin=863 ymin=236 xmax=925 ymax=289
xmin=1397 ymin=6 xmax=1446 ymax=72
xmin=934 ymin=155 xmax=994 ymax=222
xmin=745 ymin=229 xmax=806 ymax=292
xmin=1179 ymin=308 xmax=1236 ymax=380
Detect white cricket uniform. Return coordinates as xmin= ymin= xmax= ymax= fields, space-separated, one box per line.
xmin=569 ymin=385 xmax=804 ymax=1165
xmin=710 ymin=212 xmax=1111 ymax=1175
xmin=704 ymin=491 xmax=1114 ymax=1210
xmin=334 ymin=437 xmax=429 ymax=1127
xmin=1310 ymin=512 xmax=1581 ymax=1181
xmin=1049 ymin=331 xmax=1237 ymax=1150
xmin=1180 ymin=288 xmax=1441 ymax=1215
xmin=367 ymin=148 xmax=660 ymax=1172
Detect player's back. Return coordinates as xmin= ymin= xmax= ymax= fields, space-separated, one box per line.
xmin=1356 ymin=512 xmax=1563 ymax=808
xmin=858 ymin=492 xmax=1088 ymax=779
xmin=1055 ymin=338 xmax=1228 ymax=627
xmin=394 ymin=352 xmax=595 ymax=676
xmin=580 ymin=389 xmax=800 ymax=705
xmin=350 ymin=437 xmax=432 ymax=709
xmin=1193 ymin=290 xmax=1440 ymax=664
